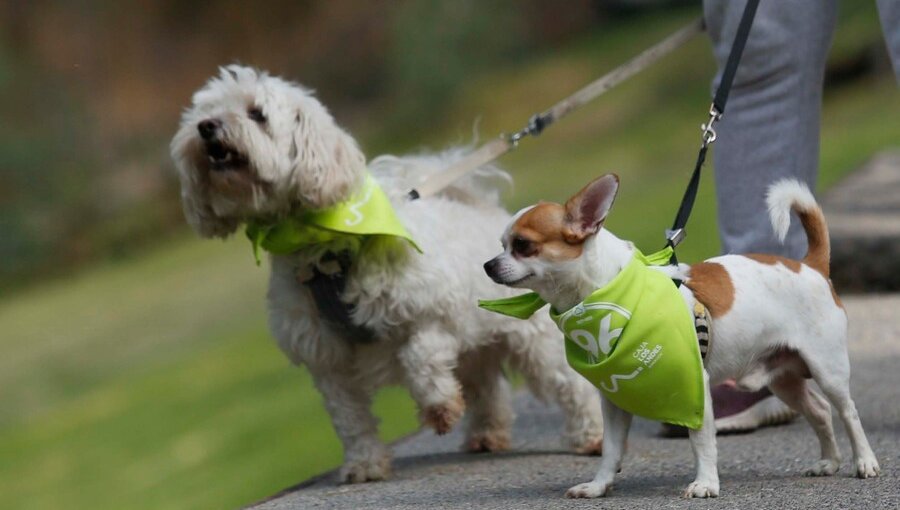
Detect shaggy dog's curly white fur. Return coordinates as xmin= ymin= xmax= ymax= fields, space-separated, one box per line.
xmin=170 ymin=65 xmax=603 ymax=483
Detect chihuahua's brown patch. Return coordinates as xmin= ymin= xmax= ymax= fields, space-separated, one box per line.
xmin=512 ymin=202 xmax=585 ymax=261
xmin=685 ymin=262 xmax=735 ymax=318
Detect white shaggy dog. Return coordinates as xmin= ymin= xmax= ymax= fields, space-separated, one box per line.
xmin=170 ymin=65 xmax=603 ymax=482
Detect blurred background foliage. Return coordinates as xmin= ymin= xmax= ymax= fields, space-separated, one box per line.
xmin=0 ymin=1 xmax=897 ymax=509
xmin=0 ymin=0 xmax=607 ymax=288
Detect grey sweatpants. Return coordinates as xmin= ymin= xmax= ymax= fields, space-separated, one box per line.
xmin=703 ymin=0 xmax=900 ymax=258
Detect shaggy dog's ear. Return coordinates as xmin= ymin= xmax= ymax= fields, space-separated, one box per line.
xmin=180 ymin=178 xmax=241 ymax=238
xmin=289 ymin=103 xmax=366 ymax=209
xmin=170 ymin=136 xmax=240 ymax=239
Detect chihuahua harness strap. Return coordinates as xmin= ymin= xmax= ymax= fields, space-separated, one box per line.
xmin=694 ymin=302 xmax=712 ymax=360
xmin=245 ymin=173 xmax=422 ymax=344
xmin=479 ymin=248 xmax=705 ymax=429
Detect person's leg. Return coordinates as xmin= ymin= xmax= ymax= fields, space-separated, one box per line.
xmin=673 ymin=0 xmax=839 ymax=437
xmin=705 ymin=0 xmax=838 ymax=258
xmin=876 ymin=0 xmax=900 ymax=82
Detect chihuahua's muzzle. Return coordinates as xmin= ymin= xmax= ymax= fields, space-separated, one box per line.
xmin=484 ymin=257 xmax=503 ymax=283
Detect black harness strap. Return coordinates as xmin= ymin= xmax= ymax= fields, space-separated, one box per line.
xmin=305 ymin=252 xmax=375 ymax=344
xmin=694 ymin=302 xmax=712 ymax=361
xmin=667 ymin=0 xmax=760 ymax=266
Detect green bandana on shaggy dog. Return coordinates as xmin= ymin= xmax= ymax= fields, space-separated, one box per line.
xmin=245 ymin=174 xmax=421 ymax=264
xmin=479 ymin=248 xmax=705 ymax=429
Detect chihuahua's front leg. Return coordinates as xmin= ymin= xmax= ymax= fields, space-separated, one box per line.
xmin=684 ymin=371 xmax=719 ymax=498
xmin=566 ymin=396 xmax=632 ymax=498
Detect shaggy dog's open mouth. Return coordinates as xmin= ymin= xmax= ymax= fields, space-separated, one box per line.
xmin=205 ymin=140 xmax=248 ymax=172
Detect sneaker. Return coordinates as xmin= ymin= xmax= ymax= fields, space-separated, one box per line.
xmin=713 ymin=385 xmax=797 ymax=434
xmin=659 ymin=383 xmax=797 ymax=437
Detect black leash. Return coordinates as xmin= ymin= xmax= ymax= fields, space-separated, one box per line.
xmin=666 ymin=0 xmax=760 ymax=265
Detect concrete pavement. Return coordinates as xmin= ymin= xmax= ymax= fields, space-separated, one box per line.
xmin=824 ymin=150 xmax=900 ymax=292
xmin=253 ymin=294 xmax=900 ymax=510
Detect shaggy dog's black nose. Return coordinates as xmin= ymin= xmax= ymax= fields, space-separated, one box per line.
xmin=198 ymin=119 xmax=221 ymax=140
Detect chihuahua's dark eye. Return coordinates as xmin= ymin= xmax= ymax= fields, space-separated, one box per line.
xmin=511 ymin=237 xmax=536 ymax=257
xmin=248 ymin=106 xmax=267 ymax=123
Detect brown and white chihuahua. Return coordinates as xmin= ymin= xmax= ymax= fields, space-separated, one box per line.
xmin=484 ymin=174 xmax=879 ymax=499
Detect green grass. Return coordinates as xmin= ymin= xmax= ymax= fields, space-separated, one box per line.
xmin=2 ymin=4 xmax=898 ymax=510
xmin=0 ymin=238 xmax=418 ymax=509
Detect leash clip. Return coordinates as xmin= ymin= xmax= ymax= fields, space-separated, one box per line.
xmin=665 ymin=227 xmax=686 ymax=248
xmin=700 ymin=105 xmax=722 ymax=148
xmin=508 ymin=129 xmax=528 ymax=147
xmin=508 ymin=113 xmax=551 ymax=147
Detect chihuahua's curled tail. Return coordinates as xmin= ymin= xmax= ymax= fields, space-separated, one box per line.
xmin=766 ymin=179 xmax=830 ymax=277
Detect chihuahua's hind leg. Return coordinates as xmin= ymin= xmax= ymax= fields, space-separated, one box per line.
xmin=769 ymin=373 xmax=841 ymax=476
xmin=804 ymin=352 xmax=880 ymax=478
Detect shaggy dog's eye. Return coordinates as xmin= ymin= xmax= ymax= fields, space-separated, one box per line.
xmin=248 ymin=106 xmax=267 ymax=123
xmin=512 ymin=237 xmax=537 ymax=257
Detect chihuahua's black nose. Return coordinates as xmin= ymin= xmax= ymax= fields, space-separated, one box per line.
xmin=197 ymin=119 xmax=222 ymax=140
xmin=483 ymin=258 xmax=499 ymax=278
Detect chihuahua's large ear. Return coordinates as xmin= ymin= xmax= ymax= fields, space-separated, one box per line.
xmin=563 ymin=173 xmax=619 ymax=243
xmin=289 ymin=99 xmax=366 ymax=209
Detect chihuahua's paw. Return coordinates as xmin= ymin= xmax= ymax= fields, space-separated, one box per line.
xmin=423 ymin=394 xmax=465 ymax=435
xmin=856 ymin=456 xmax=880 ymax=479
xmin=565 ymin=481 xmax=609 ymax=499
xmin=805 ymin=459 xmax=840 ymax=477
xmin=339 ymin=456 xmax=391 ymax=484
xmin=465 ymin=429 xmax=511 ymax=453
xmin=683 ymin=479 xmax=719 ymax=498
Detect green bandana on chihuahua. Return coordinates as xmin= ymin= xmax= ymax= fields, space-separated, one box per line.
xmin=480 ymin=247 xmax=705 ymax=429
xmin=245 ymin=173 xmax=421 ymax=264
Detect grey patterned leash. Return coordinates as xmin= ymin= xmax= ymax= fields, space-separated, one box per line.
xmin=408 ymin=17 xmax=705 ymax=201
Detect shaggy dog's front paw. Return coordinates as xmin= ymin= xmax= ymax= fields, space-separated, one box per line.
xmin=565 ymin=481 xmax=609 ymax=498
xmin=856 ymin=456 xmax=880 ymax=478
xmin=683 ymin=479 xmax=719 ymax=498
xmin=424 ymin=395 xmax=465 ymax=435
xmin=339 ymin=456 xmax=391 ymax=484
xmin=805 ymin=459 xmax=840 ymax=477
xmin=465 ymin=429 xmax=511 ymax=453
